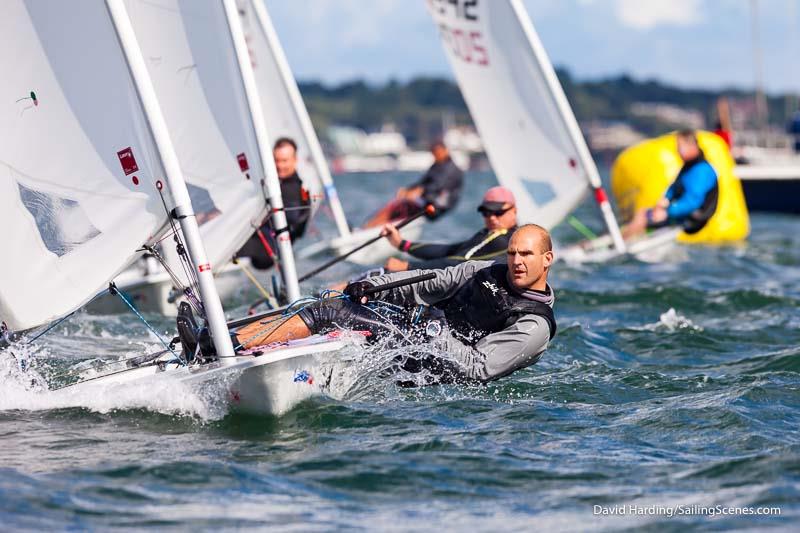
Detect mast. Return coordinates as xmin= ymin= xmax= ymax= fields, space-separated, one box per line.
xmin=222 ymin=0 xmax=301 ymax=302
xmin=105 ymin=0 xmax=234 ymax=358
xmin=789 ymin=0 xmax=800 ymax=120
xmin=248 ymin=0 xmax=351 ymax=238
xmin=749 ymin=0 xmax=769 ymax=134
xmin=509 ymin=0 xmax=626 ymax=253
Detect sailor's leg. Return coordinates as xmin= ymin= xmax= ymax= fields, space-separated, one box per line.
xmin=234 ymin=314 xmax=310 ymax=349
xmin=235 ymin=299 xmax=398 ymax=350
xmin=363 ymin=199 xmax=419 ymax=228
xmin=236 ymin=229 xmax=276 ymax=270
xmin=303 ymin=299 xmax=394 ymax=335
xmin=622 ymin=208 xmax=648 ymax=240
xmin=362 ymin=201 xmax=398 ymax=228
xmin=396 ymin=353 xmax=462 ymax=387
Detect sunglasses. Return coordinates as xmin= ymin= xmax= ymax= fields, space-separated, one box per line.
xmin=479 ymin=206 xmax=512 ymax=217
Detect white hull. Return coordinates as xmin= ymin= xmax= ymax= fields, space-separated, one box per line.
xmin=736 ymin=164 xmax=800 ymax=180
xmin=558 ymin=227 xmax=681 ymax=264
xmin=735 ymin=164 xmax=800 ymax=214
xmin=55 ymin=334 xmax=356 ymax=416
xmin=296 ymin=219 xmax=425 ymax=266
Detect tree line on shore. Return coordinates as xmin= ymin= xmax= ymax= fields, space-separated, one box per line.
xmin=298 ymin=68 xmax=796 ymax=146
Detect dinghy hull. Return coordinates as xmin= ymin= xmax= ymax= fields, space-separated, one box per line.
xmin=296 ymin=218 xmax=425 ymax=266
xmin=559 ymin=227 xmax=682 ymax=264
xmin=55 ymin=335 xmax=354 ymax=417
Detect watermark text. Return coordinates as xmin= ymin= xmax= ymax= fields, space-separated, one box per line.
xmin=593 ymin=504 xmax=781 ymax=519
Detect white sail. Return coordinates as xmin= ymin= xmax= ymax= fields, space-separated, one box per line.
xmin=0 ymin=0 xmax=173 ymax=332
xmin=239 ymin=0 xmax=351 ymax=238
xmin=1 ymin=0 xmax=353 ymax=410
xmin=223 ymin=0 xmax=301 ymax=302
xmin=426 ymin=0 xmax=613 ymax=233
xmin=124 ymin=0 xmax=268 ymax=271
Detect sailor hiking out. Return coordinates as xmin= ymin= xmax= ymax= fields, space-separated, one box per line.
xmin=211 ymin=224 xmax=556 ymax=386
xmin=381 ymin=186 xmax=518 ymax=272
xmin=363 ymin=140 xmax=464 ymax=228
xmin=624 ymin=129 xmax=719 ymax=239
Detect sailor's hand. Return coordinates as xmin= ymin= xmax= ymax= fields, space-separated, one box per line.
xmin=381 ymin=223 xmax=402 ymax=247
xmin=384 ymin=257 xmax=409 ymax=272
xmin=344 ymin=281 xmax=373 ymax=304
xmin=650 ymin=206 xmax=668 ymax=223
xmin=395 ymin=187 xmax=408 ymax=199
xmin=405 ymin=186 xmax=423 ymax=200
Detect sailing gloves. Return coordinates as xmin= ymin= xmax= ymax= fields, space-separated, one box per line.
xmin=344 ymin=281 xmax=374 ymax=304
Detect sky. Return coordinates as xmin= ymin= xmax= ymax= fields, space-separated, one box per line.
xmin=264 ymin=0 xmax=800 ymax=94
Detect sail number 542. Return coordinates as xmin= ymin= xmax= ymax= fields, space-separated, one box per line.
xmin=429 ymin=0 xmax=479 ymax=20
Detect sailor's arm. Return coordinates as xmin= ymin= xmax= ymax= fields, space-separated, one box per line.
xmin=664 ymin=183 xmax=676 ymax=201
xmin=401 ymin=240 xmax=460 ymax=260
xmin=667 ymin=164 xmax=717 ymax=219
xmin=383 ymin=224 xmax=457 ymax=259
xmin=365 ymin=260 xmax=493 ymax=306
xmin=407 ymin=165 xmax=434 ymax=190
xmin=440 ymin=230 xmax=511 ymax=263
xmin=436 ymin=315 xmax=551 ymax=383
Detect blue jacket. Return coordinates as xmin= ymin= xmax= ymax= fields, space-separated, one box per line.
xmin=665 ymin=159 xmax=718 ymax=221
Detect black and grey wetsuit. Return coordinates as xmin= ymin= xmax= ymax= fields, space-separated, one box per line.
xmin=299 ymin=261 xmax=555 ymax=385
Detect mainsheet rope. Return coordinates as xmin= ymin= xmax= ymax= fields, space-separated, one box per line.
xmin=229 ymin=294 xmax=334 ymax=352
xmin=229 ymin=292 xmax=411 ymax=354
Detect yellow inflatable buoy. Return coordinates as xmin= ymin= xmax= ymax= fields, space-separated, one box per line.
xmin=610 ymin=131 xmax=749 ymax=243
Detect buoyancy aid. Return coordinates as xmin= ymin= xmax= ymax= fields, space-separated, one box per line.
xmin=439 ymin=264 xmax=556 ymax=344
xmin=670 ymin=154 xmax=719 ymax=234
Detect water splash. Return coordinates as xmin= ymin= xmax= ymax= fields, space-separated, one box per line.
xmin=0 ymin=343 xmax=235 ymax=421
xmin=626 ymin=308 xmax=703 ymax=333
xmin=321 ymin=333 xmax=401 ymax=402
xmin=657 ymin=308 xmax=702 ymax=331
xmin=322 ymin=330 xmax=498 ymax=405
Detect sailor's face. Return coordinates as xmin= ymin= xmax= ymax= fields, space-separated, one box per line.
xmin=677 ymin=137 xmax=700 ymax=161
xmin=506 ymin=232 xmax=553 ymax=289
xmin=431 ymin=145 xmax=448 ymax=163
xmin=482 ymin=204 xmax=517 ymax=230
xmin=274 ymin=145 xmax=298 ymax=178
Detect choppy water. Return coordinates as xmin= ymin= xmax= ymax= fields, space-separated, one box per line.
xmin=2 ymin=171 xmax=799 ymax=530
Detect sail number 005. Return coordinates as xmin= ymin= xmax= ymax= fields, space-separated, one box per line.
xmin=430 ymin=0 xmax=487 ymax=66
xmin=438 ymin=24 xmax=488 ymax=66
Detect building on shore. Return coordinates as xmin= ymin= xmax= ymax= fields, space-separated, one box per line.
xmin=327 ymin=123 xmax=475 ymax=173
